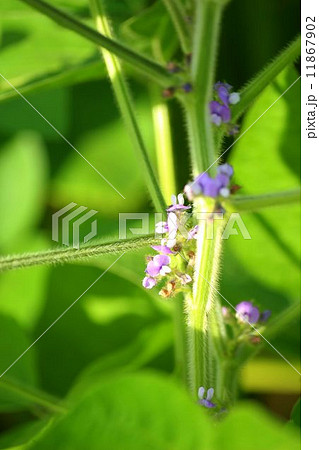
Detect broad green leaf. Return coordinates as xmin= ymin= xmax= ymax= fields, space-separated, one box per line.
xmin=0 ymin=233 xmax=50 ymax=331
xmin=0 ymin=315 xmax=37 ymax=412
xmin=30 ymin=372 xmax=214 ymax=450
xmin=70 ymin=321 xmax=174 ymax=395
xmin=0 ymin=132 xmax=48 ymax=250
xmin=51 ymin=92 xmax=156 ymax=215
xmin=0 ymin=419 xmax=48 ymax=449
xmin=34 ymin=264 xmax=168 ymax=396
xmin=212 ymin=402 xmax=300 ymax=450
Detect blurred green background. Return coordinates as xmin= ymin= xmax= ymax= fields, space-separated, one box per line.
xmin=0 ymin=0 xmax=300 ymax=448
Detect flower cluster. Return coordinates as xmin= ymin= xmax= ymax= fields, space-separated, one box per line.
xmin=222 ymin=301 xmax=271 ymax=345
xmin=142 ymin=194 xmax=197 ymax=297
xmin=142 ymin=166 xmax=239 ymax=294
xmin=222 ymin=300 xmax=271 ymax=328
xmin=185 ymin=163 xmax=235 ymax=200
xmin=209 ymin=82 xmax=240 ymax=132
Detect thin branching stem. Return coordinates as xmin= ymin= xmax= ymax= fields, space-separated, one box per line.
xmin=0 ymin=378 xmax=67 ymax=414
xmin=0 ymin=236 xmax=158 ymax=273
xmin=90 ymin=0 xmax=166 ymax=212
xmin=232 ymin=35 xmax=301 ymax=121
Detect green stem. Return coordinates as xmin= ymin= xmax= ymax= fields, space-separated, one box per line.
xmin=184 ymin=0 xmax=225 ymax=175
xmin=224 ymin=188 xmax=301 ymax=212
xmin=0 ymin=235 xmax=158 ymax=273
xmin=19 ymin=0 xmax=180 ymax=87
xmin=0 ymin=378 xmax=67 ymax=414
xmin=162 ymin=0 xmax=191 ymax=54
xmin=89 ymin=0 xmax=166 ymax=212
xmin=232 ymin=35 xmax=301 ymax=121
xmin=186 ymin=198 xmax=226 ymax=394
xmin=173 ymin=294 xmax=188 ymax=384
xmin=151 ymin=92 xmax=176 ymax=203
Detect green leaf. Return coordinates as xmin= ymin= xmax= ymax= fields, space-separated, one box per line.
xmin=33 ymin=264 xmax=168 ymax=396
xmin=290 ymin=398 xmax=301 ymax=428
xmin=0 ymin=132 xmax=48 ymax=249
xmin=70 ymin=322 xmax=173 ymax=396
xmin=30 ymin=372 xmax=214 ymax=450
xmin=0 ymin=419 xmax=48 ymax=449
xmin=120 ymin=1 xmax=178 ymax=62
xmin=0 ymin=315 xmax=38 ymax=412
xmin=213 ymin=403 xmax=300 ymax=450
xmin=0 ymin=1 xmax=99 ymax=100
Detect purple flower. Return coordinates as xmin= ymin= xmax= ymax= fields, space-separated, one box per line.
xmin=217 ymin=163 xmax=234 ymax=178
xmin=189 ymin=167 xmax=233 ymax=199
xmin=151 ymin=245 xmax=174 ymax=254
xmin=235 ymin=301 xmax=260 ymax=324
xmin=146 ymin=254 xmax=171 ymax=277
xmin=142 ymin=276 xmax=157 ymax=289
xmin=198 ymin=387 xmax=216 ymax=408
xmin=167 ymin=194 xmax=191 ymax=212
xmin=214 ymin=82 xmax=240 ymax=106
xmin=188 ymin=225 xmax=199 ymax=240
xmin=260 ymin=310 xmax=272 ymax=323
xmin=209 ymin=101 xmax=231 ymax=125
xmin=155 ymin=213 xmax=179 ymax=248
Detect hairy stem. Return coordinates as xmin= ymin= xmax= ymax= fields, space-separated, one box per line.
xmin=89 ymin=0 xmax=166 ymax=212
xmin=162 ymin=0 xmax=191 ymax=54
xmin=0 ymin=378 xmax=67 ymax=414
xmin=19 ymin=0 xmax=180 ymax=87
xmin=0 ymin=236 xmax=158 ymax=273
xmin=186 ymin=198 xmax=226 ymax=394
xmin=184 ymin=0 xmax=224 ymax=175
xmin=232 ymin=35 xmax=301 ymax=121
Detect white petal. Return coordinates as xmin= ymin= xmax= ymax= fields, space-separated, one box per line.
xmin=160 ymin=266 xmax=171 ymax=276
xmin=198 ymin=387 xmax=205 ymax=399
xmin=177 ymin=193 xmax=184 ymax=205
xmin=206 ymin=388 xmax=214 ymax=400
xmin=171 ymin=194 xmax=177 ymax=205
xmin=229 ymin=92 xmax=240 ymax=105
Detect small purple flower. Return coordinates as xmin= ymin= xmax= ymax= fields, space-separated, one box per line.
xmin=260 ymin=310 xmax=272 ymax=323
xmin=215 ymin=82 xmax=232 ymax=104
xmin=155 ymin=213 xmax=179 ymax=248
xmin=142 ymin=276 xmax=157 ymax=289
xmin=167 ymin=194 xmax=191 ymax=212
xmin=235 ymin=301 xmax=260 ymax=324
xmin=151 ymin=245 xmax=174 ymax=254
xmin=177 ymin=273 xmax=192 ymax=285
xmin=146 ymin=254 xmax=171 ymax=278
xmin=214 ymin=82 xmax=240 ymax=106
xmin=189 ymin=167 xmax=233 ymax=199
xmin=182 ymin=83 xmax=193 ymax=93
xmin=217 ymin=163 xmax=234 ymax=178
xmin=188 ymin=225 xmax=199 ymax=240
xmin=198 ymin=387 xmax=216 ymax=408
xmin=155 ymin=221 xmax=169 ymax=234
xmin=209 ymin=101 xmax=231 ymax=125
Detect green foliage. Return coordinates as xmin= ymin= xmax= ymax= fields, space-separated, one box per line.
xmin=28 ymin=373 xmax=300 ymax=450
